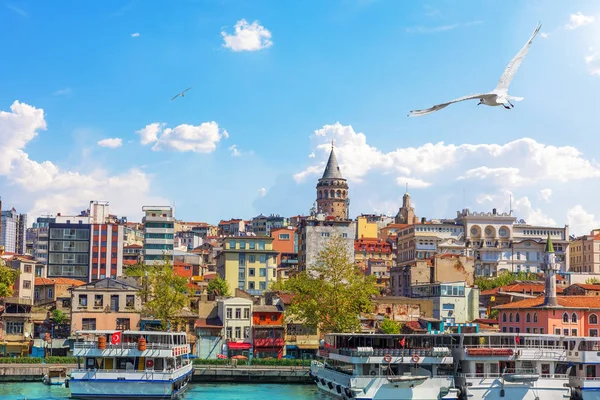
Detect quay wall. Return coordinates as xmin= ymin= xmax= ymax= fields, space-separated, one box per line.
xmin=0 ymin=364 xmax=312 ymax=384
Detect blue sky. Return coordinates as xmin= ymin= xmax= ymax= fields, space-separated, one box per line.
xmin=1 ymin=0 xmax=599 ymax=234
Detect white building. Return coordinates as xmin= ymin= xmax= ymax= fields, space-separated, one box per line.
xmin=1 ymin=209 xmax=18 ymax=253
xmin=142 ymin=206 xmax=175 ymax=265
xmin=217 ymin=297 xmax=253 ymax=356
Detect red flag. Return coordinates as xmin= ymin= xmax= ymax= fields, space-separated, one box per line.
xmin=515 ymin=336 xmax=520 ymax=345
xmin=111 ymin=332 xmax=122 ymax=345
xmin=400 ymin=337 xmax=406 ymax=347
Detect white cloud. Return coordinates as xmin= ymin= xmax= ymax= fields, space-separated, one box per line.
xmin=585 ymin=48 xmax=600 ymax=76
xmin=97 ymin=138 xmax=123 ymax=148
xmin=222 ymin=129 xmax=230 ymax=139
xmin=395 ymin=176 xmax=432 ymax=189
xmin=295 ymin=123 xmax=600 ymax=188
xmin=221 ymin=19 xmax=273 ymax=52
xmin=308 ymin=152 xmax=316 ymax=159
xmin=131 ymin=32 xmax=140 ymax=37
xmin=566 ymin=12 xmax=595 ymax=30
xmin=5 ymin=4 xmax=27 ymax=18
xmin=136 ymin=121 xmax=226 ymax=153
xmin=567 ymin=205 xmax=600 ymax=235
xmin=136 ymin=122 xmax=164 ymax=145
xmin=258 ymin=188 xmax=267 ymax=197
xmin=229 ymin=144 xmax=241 ymax=157
xmin=53 ymin=88 xmax=72 ymax=96
xmin=539 ymin=188 xmax=553 ymax=203
xmin=0 ymin=101 xmax=167 ymax=220
xmin=540 ymin=32 xmax=549 ymax=39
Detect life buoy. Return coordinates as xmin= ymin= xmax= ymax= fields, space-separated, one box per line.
xmin=412 ymin=354 xmax=420 ymax=363
xmin=383 ymin=354 xmax=392 ymax=363
xmin=370 ymin=370 xmax=377 ymax=376
xmin=146 ymin=359 xmax=154 ymax=369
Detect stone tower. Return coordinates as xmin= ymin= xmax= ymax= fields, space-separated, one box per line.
xmin=543 ymin=234 xmax=560 ymax=307
xmin=316 ymin=143 xmax=349 ymax=219
xmin=395 ymin=185 xmax=417 ymax=224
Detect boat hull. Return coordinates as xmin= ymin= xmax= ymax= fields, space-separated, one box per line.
xmin=459 ymin=377 xmax=570 ymax=400
xmin=69 ymin=364 xmax=193 ymax=400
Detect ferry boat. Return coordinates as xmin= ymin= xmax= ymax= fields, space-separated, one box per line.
xmin=310 ymin=333 xmax=460 ymax=400
xmin=453 ymin=333 xmax=571 ymax=400
xmin=566 ymin=336 xmax=600 ymax=400
xmin=68 ymin=330 xmax=193 ymax=400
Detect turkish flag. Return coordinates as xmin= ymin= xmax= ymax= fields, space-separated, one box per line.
xmin=400 ymin=337 xmax=406 ymax=347
xmin=111 ymin=332 xmax=122 ymax=345
xmin=515 ymin=336 xmax=520 ymax=345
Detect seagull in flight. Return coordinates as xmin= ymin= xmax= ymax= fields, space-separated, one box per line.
xmin=170 ymin=87 xmax=192 ymax=102
xmin=408 ymin=22 xmax=542 ymax=117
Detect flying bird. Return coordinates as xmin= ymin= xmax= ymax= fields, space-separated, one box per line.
xmin=170 ymin=87 xmax=192 ymax=101
xmin=408 ymin=22 xmax=542 ymax=117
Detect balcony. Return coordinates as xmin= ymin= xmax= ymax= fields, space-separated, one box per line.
xmin=254 ymin=338 xmax=285 ymax=347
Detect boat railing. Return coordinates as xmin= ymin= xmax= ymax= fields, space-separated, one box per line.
xmin=458 ymin=372 xmax=568 ymax=379
xmin=335 ymin=347 xmax=451 ymax=358
xmin=502 ymin=368 xmax=537 ymax=375
xmin=464 ymin=344 xmax=564 ymax=350
xmin=571 ymin=376 xmax=600 ymax=381
xmin=74 ymin=341 xmax=183 ymax=351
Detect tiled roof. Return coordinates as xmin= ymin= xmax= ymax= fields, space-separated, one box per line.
xmin=195 ymin=317 xmax=223 ymax=328
xmin=473 ymin=318 xmax=498 ymax=325
xmin=278 ymin=293 xmax=296 ymax=305
xmin=253 ymin=305 xmax=281 ymax=313
xmin=35 ymin=277 xmax=85 ymax=286
xmin=495 ymin=295 xmax=600 ymax=310
xmin=124 ymin=244 xmax=142 ymax=249
xmin=123 ymin=260 xmax=138 ymax=266
xmin=481 ymin=283 xmax=546 ymax=296
xmin=568 ymin=284 xmax=600 ymax=291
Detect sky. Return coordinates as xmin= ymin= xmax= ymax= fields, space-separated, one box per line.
xmin=1 ymin=0 xmax=599 ymax=235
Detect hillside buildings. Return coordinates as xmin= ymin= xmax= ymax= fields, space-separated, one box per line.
xmin=1 ymin=208 xmax=27 ymax=254
xmin=569 ymin=229 xmax=600 ymax=273
xmin=142 ymin=206 xmax=175 ymax=265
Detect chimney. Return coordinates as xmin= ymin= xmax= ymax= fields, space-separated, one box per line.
xmin=492 ymin=208 xmax=497 ymax=215
xmin=421 ymin=217 xmax=426 ymax=224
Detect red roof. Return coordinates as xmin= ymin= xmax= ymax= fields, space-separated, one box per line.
xmin=495 ymin=295 xmax=600 ymax=310
xmin=124 ymin=244 xmax=142 ymax=249
xmin=278 ymin=293 xmax=296 ymax=305
xmin=35 ymin=277 xmax=86 ymax=287
xmin=123 ymin=260 xmax=138 ymax=266
xmin=568 ymin=284 xmax=600 ymax=291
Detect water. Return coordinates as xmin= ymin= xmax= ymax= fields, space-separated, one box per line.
xmin=0 ymin=383 xmax=327 ymax=400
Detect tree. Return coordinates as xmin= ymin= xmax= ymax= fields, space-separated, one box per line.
xmin=273 ymin=234 xmax=379 ymax=333
xmin=379 ymin=317 xmax=401 ymax=334
xmin=586 ymin=277 xmax=600 ymax=284
xmin=125 ymin=259 xmax=189 ymax=330
xmin=207 ymin=276 xmax=230 ymax=297
xmin=475 ymin=270 xmax=539 ymax=291
xmin=0 ymin=260 xmax=20 ymax=298
xmin=51 ymin=309 xmax=68 ymax=325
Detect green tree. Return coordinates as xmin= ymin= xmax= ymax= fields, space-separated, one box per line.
xmin=586 ymin=277 xmax=600 ymax=284
xmin=125 ymin=259 xmax=189 ymax=330
xmin=0 ymin=260 xmax=20 ymax=298
xmin=51 ymin=309 xmax=68 ymax=325
xmin=488 ymin=309 xmax=499 ymax=320
xmin=475 ymin=270 xmax=539 ymax=291
xmin=379 ymin=317 xmax=401 ymax=334
xmin=272 ymin=234 xmax=379 ymax=333
xmin=207 ymin=276 xmax=230 ymax=297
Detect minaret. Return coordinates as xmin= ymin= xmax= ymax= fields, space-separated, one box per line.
xmin=316 ymin=141 xmax=349 ymax=219
xmin=543 ymin=233 xmax=559 ymax=307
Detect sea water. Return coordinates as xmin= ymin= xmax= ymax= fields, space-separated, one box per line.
xmin=0 ymin=383 xmax=327 ymax=400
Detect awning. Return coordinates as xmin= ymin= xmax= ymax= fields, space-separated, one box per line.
xmin=286 ymin=345 xmax=298 ymax=350
xmin=297 ymin=343 xmax=319 ymax=350
xmin=227 ymin=342 xmax=252 ymax=350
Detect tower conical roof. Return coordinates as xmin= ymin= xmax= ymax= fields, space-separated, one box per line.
xmin=545 ymin=233 xmax=554 ymax=253
xmin=321 ymin=147 xmax=344 ymax=179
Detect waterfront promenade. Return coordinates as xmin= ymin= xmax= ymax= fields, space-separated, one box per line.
xmin=0 ymin=363 xmax=312 ymax=383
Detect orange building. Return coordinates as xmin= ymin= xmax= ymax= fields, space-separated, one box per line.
xmin=270 ymin=227 xmax=298 ymax=280
xmin=173 ymin=261 xmax=194 ymax=279
xmin=252 ymin=305 xmax=284 ymax=359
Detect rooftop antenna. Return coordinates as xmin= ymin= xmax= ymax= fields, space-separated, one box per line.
xmin=405 ymin=182 xmax=408 ymax=194
xmin=463 ymin=188 xmax=466 ymax=210
xmin=509 ymin=194 xmax=513 ymax=215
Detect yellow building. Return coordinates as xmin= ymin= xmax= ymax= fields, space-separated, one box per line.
xmin=569 ymin=229 xmax=600 ymax=273
xmin=356 ymin=216 xmax=378 ymax=239
xmin=217 ymin=237 xmax=279 ymax=295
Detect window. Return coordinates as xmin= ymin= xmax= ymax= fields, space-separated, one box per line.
xmin=509 ymin=313 xmax=513 ymax=322
xmin=260 ymin=268 xmax=266 ymax=277
xmin=563 ymin=328 xmax=569 ymax=336
xmin=572 ymin=329 xmax=578 ymax=336
xmin=226 ymin=308 xmax=232 ymax=319
xmin=116 ymin=318 xmax=130 ymax=330
xmin=259 ymin=254 xmax=266 ymax=263
xmin=126 ymin=295 xmax=135 ymax=308
xmin=526 ymin=313 xmax=531 ymax=323
xmin=82 ymin=318 xmax=96 ymax=330
xmin=235 ymin=327 xmax=241 ymax=339
xmin=279 ymin=233 xmax=290 ymax=240
xmin=526 ymin=327 xmax=530 ymax=333
xmin=235 ymin=308 xmax=241 ymax=319
xmin=562 ymin=312 xmax=569 ymax=323
xmin=533 ymin=313 xmax=538 ymax=323
xmin=249 ymin=241 xmax=255 ymax=250
xmin=258 ymin=241 xmax=265 ymax=250
xmin=502 ymin=313 xmax=506 ymax=322
xmin=270 ymin=314 xmax=277 ymax=321
xmin=249 ymin=268 xmax=255 ymax=277
xmin=226 ymin=327 xmax=232 ymax=338
xmin=259 ymin=282 xmax=266 ymax=290
xmin=515 ymin=313 xmax=520 ymax=323
xmin=94 ymin=295 xmax=104 ymax=307
xmin=244 ymin=308 xmax=250 ymax=319
xmin=48 ymin=288 xmax=54 ymax=298
xmin=260 ymin=314 xmax=266 ymax=321
xmin=79 ymin=294 xmax=88 ymax=307
xmin=590 ymin=329 xmax=599 ymax=337
xmin=540 ymin=328 xmax=544 ymax=334
xmin=34 ymin=288 xmax=40 ymax=300
xmin=239 ymin=241 xmax=246 ymax=250
xmin=249 ymin=255 xmax=255 ymax=263
xmin=555 ymin=328 xmax=561 ymax=335
xmin=321 ymin=232 xmax=330 ymax=238
xmin=572 ymin=313 xmax=578 ymax=323
xmin=248 ymin=282 xmax=255 ymax=289
xmin=590 ymin=314 xmax=598 ymax=324
xmin=6 ymin=321 xmax=24 ymax=335
xmin=24 ymin=264 xmax=32 ymax=273
xmin=23 ymin=280 xmax=31 ymax=289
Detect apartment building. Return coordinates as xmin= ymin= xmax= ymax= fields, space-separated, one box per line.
xmin=142 ymin=206 xmax=175 ymax=265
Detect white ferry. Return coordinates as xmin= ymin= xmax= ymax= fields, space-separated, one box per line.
xmin=566 ymin=336 xmax=600 ymax=400
xmin=68 ymin=330 xmax=193 ymax=400
xmin=310 ymin=333 xmax=460 ymax=400
xmin=454 ymin=333 xmax=571 ymax=400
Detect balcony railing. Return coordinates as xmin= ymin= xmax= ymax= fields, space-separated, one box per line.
xmin=74 ymin=341 xmax=186 ymax=351
xmin=332 ymin=347 xmax=451 ymax=358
